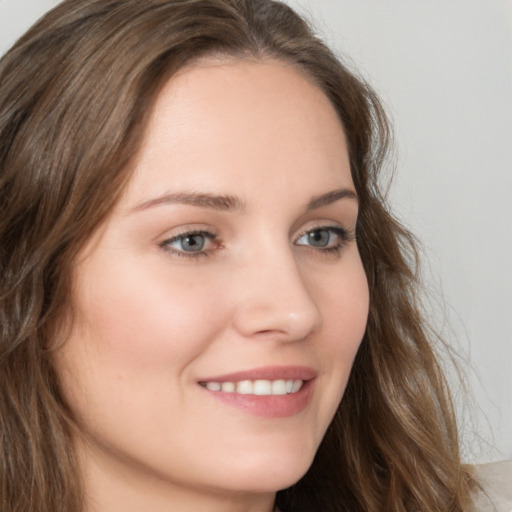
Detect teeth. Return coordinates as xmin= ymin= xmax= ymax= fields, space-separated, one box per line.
xmin=291 ymin=379 xmax=302 ymax=393
xmin=271 ymin=380 xmax=287 ymax=395
xmin=253 ymin=380 xmax=272 ymax=395
xmin=202 ymin=379 xmax=304 ymax=395
xmin=221 ymin=382 xmax=235 ymax=393
xmin=237 ymin=380 xmax=253 ymax=394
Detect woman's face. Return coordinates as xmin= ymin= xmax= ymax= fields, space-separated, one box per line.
xmin=55 ymin=58 xmax=369 ymax=508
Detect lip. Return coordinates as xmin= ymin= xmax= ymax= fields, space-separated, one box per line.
xmin=198 ymin=365 xmax=317 ymax=383
xmin=198 ymin=365 xmax=317 ymax=418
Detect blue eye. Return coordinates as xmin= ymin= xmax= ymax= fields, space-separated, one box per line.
xmin=296 ymin=226 xmax=349 ymax=251
xmin=300 ymin=229 xmax=332 ymax=247
xmin=161 ymin=231 xmax=216 ymax=256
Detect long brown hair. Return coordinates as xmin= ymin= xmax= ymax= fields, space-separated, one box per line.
xmin=0 ymin=1 xmax=474 ymax=510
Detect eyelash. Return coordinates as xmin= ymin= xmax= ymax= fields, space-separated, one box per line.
xmin=295 ymin=225 xmax=354 ymax=256
xmin=160 ymin=229 xmax=220 ymax=258
xmin=159 ymin=225 xmax=355 ymax=259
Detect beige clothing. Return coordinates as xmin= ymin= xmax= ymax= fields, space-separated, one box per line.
xmin=470 ymin=460 xmax=512 ymax=511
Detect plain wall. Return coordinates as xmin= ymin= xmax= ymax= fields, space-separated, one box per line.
xmin=1 ymin=0 xmax=510 ymax=463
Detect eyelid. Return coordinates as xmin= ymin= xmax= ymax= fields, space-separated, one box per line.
xmin=294 ymin=223 xmax=356 ymax=254
xmin=294 ymin=223 xmax=354 ymax=242
xmin=157 ymin=221 xmax=355 ymax=259
xmin=159 ymin=226 xmax=221 ymax=258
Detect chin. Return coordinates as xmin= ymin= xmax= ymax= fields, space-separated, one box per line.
xmin=211 ymin=446 xmax=316 ymax=494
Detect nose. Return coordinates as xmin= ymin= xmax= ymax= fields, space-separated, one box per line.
xmin=230 ymin=246 xmax=322 ymax=342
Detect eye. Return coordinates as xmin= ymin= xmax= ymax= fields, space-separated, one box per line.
xmin=160 ymin=230 xmax=218 ymax=257
xmin=295 ymin=226 xmax=352 ymax=252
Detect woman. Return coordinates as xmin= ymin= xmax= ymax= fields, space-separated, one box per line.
xmin=0 ymin=0 xmax=483 ymax=510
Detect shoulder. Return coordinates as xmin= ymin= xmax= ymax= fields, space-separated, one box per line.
xmin=469 ymin=460 xmax=512 ymax=512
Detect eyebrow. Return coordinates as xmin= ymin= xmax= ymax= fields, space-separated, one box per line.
xmin=131 ymin=192 xmax=245 ymax=213
xmin=306 ymin=188 xmax=358 ymax=210
xmin=130 ymin=187 xmax=357 ymax=214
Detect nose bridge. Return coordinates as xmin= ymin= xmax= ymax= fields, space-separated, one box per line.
xmin=231 ymin=237 xmax=322 ymax=341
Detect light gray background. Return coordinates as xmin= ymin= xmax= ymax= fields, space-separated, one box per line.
xmin=1 ymin=0 xmax=510 ymax=463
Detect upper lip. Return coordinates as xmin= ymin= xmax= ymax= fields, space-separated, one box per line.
xmin=198 ymin=365 xmax=317 ymax=383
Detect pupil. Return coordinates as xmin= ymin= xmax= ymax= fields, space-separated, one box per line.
xmin=183 ymin=235 xmax=204 ymax=251
xmin=309 ymin=229 xmax=329 ymax=247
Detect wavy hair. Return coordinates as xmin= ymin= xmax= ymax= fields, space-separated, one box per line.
xmin=0 ymin=0 xmax=474 ymax=510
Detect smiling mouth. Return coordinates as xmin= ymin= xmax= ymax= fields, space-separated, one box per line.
xmin=199 ymin=379 xmax=304 ymax=396
xmin=198 ymin=367 xmax=316 ymax=417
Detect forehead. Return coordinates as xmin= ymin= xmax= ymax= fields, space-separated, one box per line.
xmin=123 ymin=57 xmax=352 ymax=205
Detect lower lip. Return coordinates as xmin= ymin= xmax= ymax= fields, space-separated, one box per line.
xmin=200 ymin=380 xmax=314 ymax=418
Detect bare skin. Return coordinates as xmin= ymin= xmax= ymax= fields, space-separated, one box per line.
xmin=54 ymin=57 xmax=369 ymax=512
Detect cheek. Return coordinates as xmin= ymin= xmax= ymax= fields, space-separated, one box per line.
xmin=319 ymin=253 xmax=369 ymax=349
xmin=53 ymin=259 xmax=232 ymax=453
xmin=70 ymin=257 xmax=228 ymax=372
xmin=53 ymin=257 xmax=235 ymax=441
xmin=314 ymin=254 xmax=369 ymax=409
